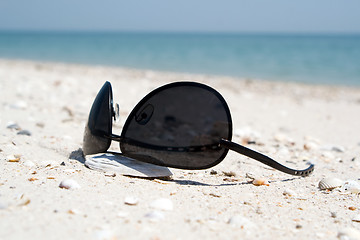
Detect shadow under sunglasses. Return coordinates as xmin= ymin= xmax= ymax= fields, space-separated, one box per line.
xmin=83 ymin=81 xmax=314 ymax=176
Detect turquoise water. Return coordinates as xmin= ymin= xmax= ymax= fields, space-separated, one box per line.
xmin=0 ymin=31 xmax=359 ymax=86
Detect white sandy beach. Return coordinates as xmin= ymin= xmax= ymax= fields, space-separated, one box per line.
xmin=1 ymin=59 xmax=360 ymax=240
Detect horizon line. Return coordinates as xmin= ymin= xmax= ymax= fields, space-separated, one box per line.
xmin=0 ymin=29 xmax=360 ymax=36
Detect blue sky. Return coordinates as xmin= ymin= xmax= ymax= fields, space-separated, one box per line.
xmin=0 ymin=0 xmax=360 ymax=33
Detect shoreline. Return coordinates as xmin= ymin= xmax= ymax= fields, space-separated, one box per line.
xmin=2 ymin=57 xmax=360 ymax=89
xmin=1 ymin=58 xmax=360 ymax=239
xmin=1 ymin=53 xmax=360 ymax=88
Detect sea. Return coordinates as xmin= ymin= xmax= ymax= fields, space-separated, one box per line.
xmin=0 ymin=31 xmax=359 ymax=86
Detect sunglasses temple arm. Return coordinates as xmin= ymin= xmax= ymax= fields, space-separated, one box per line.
xmin=220 ymin=139 xmax=314 ymax=176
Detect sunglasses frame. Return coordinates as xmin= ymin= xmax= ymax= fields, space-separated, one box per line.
xmin=84 ymin=81 xmax=314 ymax=176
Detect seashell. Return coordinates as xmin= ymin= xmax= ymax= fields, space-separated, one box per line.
xmin=341 ymin=180 xmax=360 ymax=194
xmin=252 ymin=178 xmax=269 ymax=186
xmin=209 ymin=193 xmax=221 ymax=198
xmin=17 ymin=130 xmax=32 ymax=136
xmin=124 ymin=196 xmax=139 ymax=206
xmin=150 ymin=198 xmax=173 ymax=211
xmin=352 ymin=214 xmax=360 ymax=223
xmin=67 ymin=209 xmax=80 ymax=215
xmin=318 ymin=178 xmax=343 ymax=190
xmin=16 ymin=194 xmax=31 ymax=206
xmin=6 ymin=122 xmax=21 ymax=130
xmin=23 ymin=160 xmax=35 ymax=168
xmin=144 ymin=211 xmax=165 ymax=222
xmin=85 ymin=153 xmax=172 ymax=178
xmin=7 ymin=154 xmax=21 ymax=162
xmin=19 ymin=198 xmax=31 ymax=206
xmin=59 ymin=179 xmax=81 ymax=190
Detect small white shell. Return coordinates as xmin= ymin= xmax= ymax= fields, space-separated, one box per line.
xmin=59 ymin=179 xmax=81 ymax=190
xmin=341 ymin=180 xmax=360 ymax=194
xmin=124 ymin=196 xmax=139 ymax=206
xmin=150 ymin=198 xmax=173 ymax=211
xmin=318 ymin=178 xmax=343 ymax=190
xmin=23 ymin=160 xmax=35 ymax=168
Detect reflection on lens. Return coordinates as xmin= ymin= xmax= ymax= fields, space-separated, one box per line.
xmin=121 ymin=82 xmax=232 ymax=169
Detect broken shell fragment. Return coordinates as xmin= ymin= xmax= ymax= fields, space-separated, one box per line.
xmin=6 ymin=122 xmax=21 ymax=130
xmin=352 ymin=215 xmax=360 ymax=223
xmin=67 ymin=209 xmax=81 ymax=215
xmin=17 ymin=130 xmax=32 ymax=136
xmin=318 ymin=178 xmax=343 ymax=190
xmin=252 ymin=178 xmax=269 ymax=186
xmin=7 ymin=154 xmax=21 ymax=162
xmin=59 ymin=179 xmax=81 ymax=190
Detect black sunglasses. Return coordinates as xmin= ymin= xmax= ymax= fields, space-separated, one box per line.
xmin=83 ymin=81 xmax=314 ymax=176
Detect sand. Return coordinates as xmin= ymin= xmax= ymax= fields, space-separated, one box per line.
xmin=1 ymin=58 xmax=360 ymax=240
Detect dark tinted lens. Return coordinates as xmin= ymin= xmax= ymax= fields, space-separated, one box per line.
xmin=120 ymin=82 xmax=232 ymax=169
xmin=83 ymin=82 xmax=113 ymax=155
